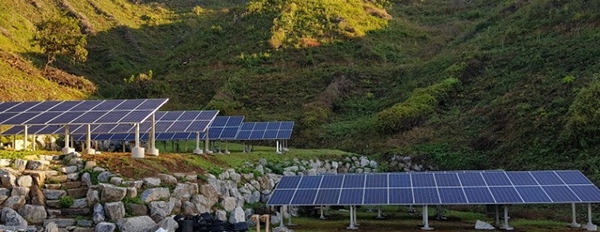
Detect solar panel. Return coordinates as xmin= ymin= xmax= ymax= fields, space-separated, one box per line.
xmin=235 ymin=121 xmax=294 ymax=140
xmin=200 ymin=116 xmax=244 ymax=140
xmin=267 ymin=170 xmax=600 ymax=206
xmin=0 ymin=99 xmax=168 ymax=126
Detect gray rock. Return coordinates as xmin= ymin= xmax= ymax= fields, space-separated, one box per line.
xmin=84 ymin=161 xmax=97 ymax=170
xmin=100 ymin=183 xmax=126 ymax=202
xmin=170 ymin=197 xmax=181 ymax=215
xmin=104 ymin=202 xmax=125 ymax=221
xmin=11 ymin=186 xmax=30 ymax=198
xmin=18 ymin=204 xmax=47 ymax=224
xmin=109 ymin=177 xmax=123 ymax=186
xmin=27 ymin=160 xmax=49 ymax=170
xmin=97 ymin=171 xmax=112 ymax=183
xmin=93 ymin=203 xmax=106 ymax=224
xmin=191 ymin=194 xmax=211 ymax=213
xmin=125 ymin=203 xmax=148 ymax=216
xmin=1 ymin=207 xmax=27 ymax=226
xmin=148 ymin=201 xmax=174 ymax=222
xmin=228 ymin=206 xmax=245 ymax=224
xmin=45 ymin=221 xmax=59 ymax=232
xmin=95 ymin=222 xmax=116 ymax=232
xmin=87 ymin=189 xmax=99 ymax=207
xmin=71 ymin=198 xmax=88 ymax=208
xmin=17 ymin=175 xmax=33 ymax=187
xmin=44 ymin=218 xmax=76 ymax=228
xmin=81 ymin=172 xmax=92 ymax=187
xmin=123 ymin=180 xmax=143 ymax=189
xmin=0 ymin=188 xmax=9 ymax=204
xmin=3 ymin=195 xmax=25 ymax=209
xmin=180 ymin=201 xmax=199 ymax=215
xmin=14 ymin=159 xmax=27 ymax=171
xmin=66 ymin=172 xmax=80 ymax=181
xmin=61 ymin=166 xmax=78 ymax=174
xmin=77 ymin=219 xmax=93 ymax=228
xmin=140 ymin=187 xmax=170 ymax=203
xmin=126 ymin=187 xmax=137 ymax=198
xmin=43 ymin=189 xmax=66 ymax=200
xmin=157 ymin=174 xmax=177 ymax=185
xmin=215 ymin=210 xmax=227 ymax=221
xmin=172 ymin=183 xmax=198 ymax=201
xmin=116 ymin=216 xmax=156 ymax=232
xmin=221 ymin=197 xmax=236 ymax=212
xmin=46 ymin=209 xmax=61 ymax=218
xmin=143 ymin=177 xmax=161 ymax=188
xmin=0 ymin=170 xmax=16 ymax=188
xmin=0 ymin=159 xmax=11 ymax=167
xmin=152 ymin=216 xmax=179 ymax=232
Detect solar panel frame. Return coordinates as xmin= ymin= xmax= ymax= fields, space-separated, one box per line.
xmin=234 ymin=121 xmax=294 ymax=140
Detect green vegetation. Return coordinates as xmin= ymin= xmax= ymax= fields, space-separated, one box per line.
xmin=58 ymin=196 xmax=74 ymax=208
xmin=33 ymin=13 xmax=88 ymax=68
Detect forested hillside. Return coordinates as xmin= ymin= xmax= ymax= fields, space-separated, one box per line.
xmin=1 ymin=0 xmax=600 ymax=178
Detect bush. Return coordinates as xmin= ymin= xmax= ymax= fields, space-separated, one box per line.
xmin=58 ymin=196 xmax=74 ymax=208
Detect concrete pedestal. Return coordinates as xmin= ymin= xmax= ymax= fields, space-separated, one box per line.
xmin=193 ymin=148 xmax=203 ymax=155
xmin=61 ymin=147 xmax=75 ymax=154
xmin=131 ymin=147 xmax=145 ymax=158
xmin=85 ymin=148 xmax=96 ymax=155
xmin=147 ymin=148 xmax=159 ymax=156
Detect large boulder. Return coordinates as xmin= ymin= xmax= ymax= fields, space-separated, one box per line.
xmin=17 ymin=175 xmax=33 ymax=187
xmin=140 ymin=188 xmax=170 ymax=203
xmin=1 ymin=207 xmax=28 ymax=226
xmin=172 ymin=183 xmax=198 ymax=201
xmin=157 ymin=174 xmax=177 ymax=185
xmin=18 ymin=204 xmax=47 ymax=224
xmin=93 ymin=203 xmax=106 ymax=224
xmin=104 ymin=202 xmax=125 ymax=221
xmin=148 ymin=201 xmax=174 ymax=222
xmin=228 ymin=206 xmax=245 ymax=224
xmin=143 ymin=177 xmax=161 ymax=188
xmin=43 ymin=218 xmax=76 ymax=228
xmin=116 ymin=216 xmax=157 ymax=232
xmin=3 ymin=196 xmax=25 ymax=209
xmin=100 ymin=184 xmax=127 ymax=202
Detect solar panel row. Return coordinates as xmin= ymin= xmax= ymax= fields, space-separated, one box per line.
xmin=0 ymin=99 xmax=168 ymax=125
xmin=267 ymin=171 xmax=600 ymax=206
xmin=235 ymin=121 xmax=294 ymax=140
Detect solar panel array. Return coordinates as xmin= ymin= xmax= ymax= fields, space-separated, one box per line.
xmin=235 ymin=122 xmax=294 ymax=140
xmin=200 ymin=116 xmax=244 ymax=140
xmin=267 ymin=171 xmax=600 ymax=206
xmin=0 ymin=99 xmax=168 ymax=126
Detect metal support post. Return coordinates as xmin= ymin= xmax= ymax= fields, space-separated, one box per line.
xmin=287 ymin=206 xmax=295 ymax=226
xmin=585 ymin=203 xmax=598 ymax=231
xmin=376 ymin=205 xmax=385 ymax=219
xmin=319 ymin=206 xmax=326 ymax=220
xmin=347 ymin=206 xmax=357 ymax=230
xmin=278 ymin=207 xmax=285 ymax=228
xmin=570 ymin=203 xmax=581 ymax=228
xmin=500 ymin=205 xmax=513 ymax=230
xmin=421 ymin=205 xmax=433 ymax=230
xmin=193 ymin=132 xmax=202 ymax=154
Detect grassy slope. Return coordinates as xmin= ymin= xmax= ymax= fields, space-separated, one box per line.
xmin=2 ymin=0 xmax=600 ymax=179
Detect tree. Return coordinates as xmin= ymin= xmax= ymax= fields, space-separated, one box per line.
xmin=33 ymin=14 xmax=88 ymax=69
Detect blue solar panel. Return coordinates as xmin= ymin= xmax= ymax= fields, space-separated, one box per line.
xmin=557 ymin=171 xmax=591 ymax=185
xmin=489 ymin=187 xmax=522 ymax=203
xmin=320 ymin=175 xmax=343 ymax=188
xmin=571 ymin=186 xmax=600 ymax=202
xmin=298 ymin=176 xmax=321 ymax=188
xmin=439 ymin=188 xmax=467 ymax=204
xmin=136 ymin=99 xmax=168 ymax=110
xmin=506 ymin=172 xmax=538 ymax=186
xmin=339 ymin=189 xmax=363 ymax=204
xmin=210 ymin=117 xmax=228 ymax=127
xmin=254 ymin=122 xmax=268 ymax=130
xmin=482 ymin=172 xmax=512 ymax=186
xmin=263 ymin=131 xmax=278 ymax=139
xmin=364 ymin=189 xmax=387 ymax=204
xmin=3 ymin=112 xmax=40 ymax=125
xmin=94 ymin=100 xmax=124 ymax=111
xmin=269 ymin=190 xmax=295 ymax=205
xmin=278 ymin=176 xmax=301 ymax=189
xmin=267 ymin=122 xmax=280 ymax=130
xmin=0 ymin=113 xmax=18 ymax=124
xmin=389 ymin=174 xmax=411 ymax=188
xmin=96 ymin=111 xmax=130 ymax=123
xmin=413 ymin=188 xmax=439 ymax=204
xmin=28 ymin=101 xmax=61 ymax=112
xmin=70 ymin=101 xmax=99 ymax=111
xmin=71 ymin=112 xmax=106 ymax=124
xmin=26 ymin=112 xmax=63 ymax=124
xmin=250 ymin=130 xmax=265 ymax=139
xmin=6 ymin=102 xmax=40 ymax=112
xmin=277 ymin=130 xmax=293 ymax=139
xmin=458 ymin=172 xmax=486 ymax=187
xmin=0 ymin=102 xmax=21 ymax=112
xmin=314 ymin=189 xmax=340 ymax=205
xmin=366 ymin=174 xmax=387 ymax=188
xmin=49 ymin=101 xmax=80 ymax=111
xmin=463 ymin=187 xmax=494 ymax=203
xmin=389 ymin=188 xmax=413 ymax=204
xmin=412 ymin=173 xmax=436 ymax=187
xmin=236 ymin=131 xmax=251 ymax=140
xmin=532 ymin=171 xmax=564 ymax=185
xmin=120 ymin=110 xmax=155 ymax=123
xmin=281 ymin=121 xmax=294 ymax=129
xmin=515 ymin=186 xmax=551 ymax=203
xmin=343 ymin=175 xmax=365 ymax=188
xmin=543 ymin=186 xmax=580 ymax=202
xmin=435 ymin=173 xmax=461 ymax=187
xmin=291 ymin=190 xmax=317 ymax=205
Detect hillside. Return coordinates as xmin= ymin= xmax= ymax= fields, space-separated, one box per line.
xmin=1 ymin=0 xmax=600 ymax=178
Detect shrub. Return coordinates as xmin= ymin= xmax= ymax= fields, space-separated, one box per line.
xmin=58 ymin=196 xmax=74 ymax=208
